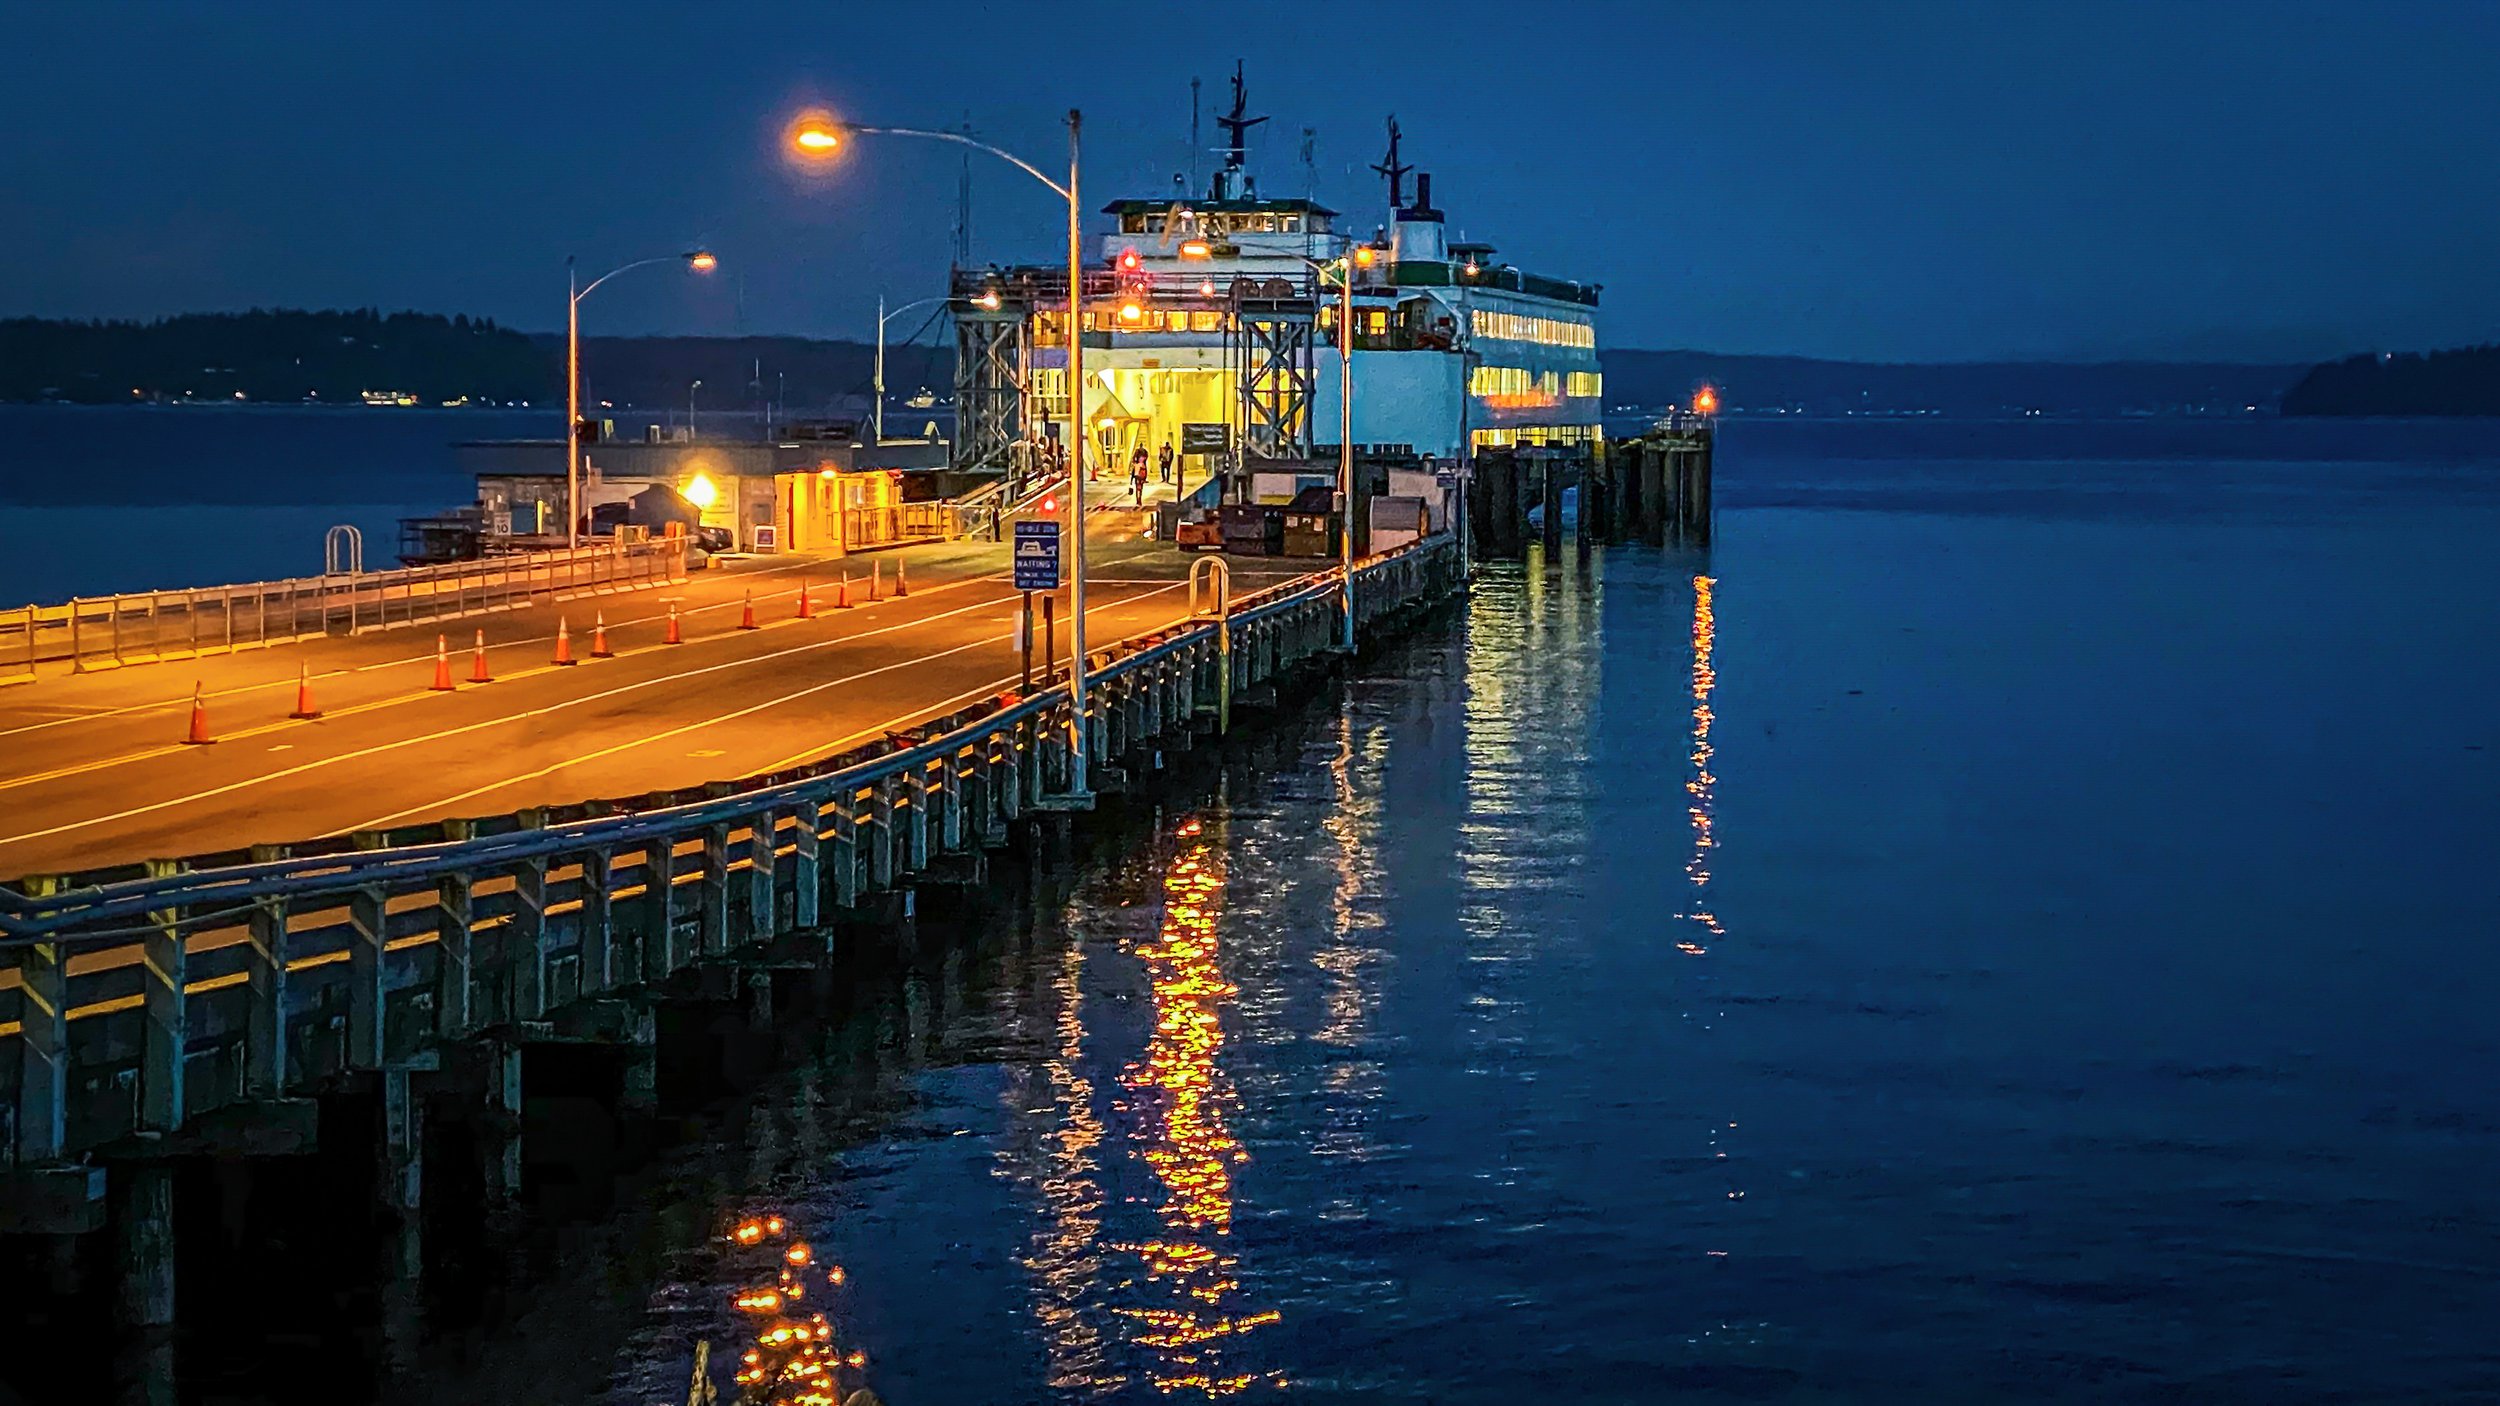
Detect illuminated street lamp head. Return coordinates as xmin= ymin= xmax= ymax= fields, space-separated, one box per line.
xmin=785 ymin=109 xmax=846 ymax=162
xmin=1353 ymin=244 xmax=1378 ymax=267
xmin=686 ymin=250 xmax=718 ymax=272
xmin=1694 ymin=385 xmax=1720 ymax=416
xmin=974 ymin=289 xmax=1002 ymax=311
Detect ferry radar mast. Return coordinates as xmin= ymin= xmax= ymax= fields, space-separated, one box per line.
xmin=1372 ymin=116 xmax=1412 ymax=211
xmin=1212 ymin=60 xmax=1266 ymax=200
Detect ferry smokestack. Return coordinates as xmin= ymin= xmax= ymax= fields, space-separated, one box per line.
xmin=1392 ymin=170 xmax=1447 ymax=263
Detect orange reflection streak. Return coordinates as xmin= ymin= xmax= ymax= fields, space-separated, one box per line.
xmin=719 ymin=1209 xmax=864 ymax=1404
xmin=1118 ymin=820 xmax=1276 ymax=1395
xmin=1683 ymin=575 xmax=1724 ymax=942
xmin=1026 ymin=929 xmax=1114 ymax=1394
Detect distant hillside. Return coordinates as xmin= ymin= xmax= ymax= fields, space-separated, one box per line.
xmin=2280 ymin=345 xmax=2500 ymax=416
xmin=3 ymin=309 xmax=2294 ymax=418
xmin=1600 ymin=350 xmax=2300 ymax=417
xmin=0 ymin=310 xmax=549 ymax=405
xmin=0 ymin=311 xmax=941 ymax=412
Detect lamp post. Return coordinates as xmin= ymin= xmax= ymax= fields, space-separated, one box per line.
xmin=1290 ymin=248 xmax=1374 ymax=650
xmin=567 ymin=250 xmax=716 ymax=547
xmin=873 ymin=294 xmax=952 ymax=445
xmin=790 ymin=109 xmax=1095 ymax=798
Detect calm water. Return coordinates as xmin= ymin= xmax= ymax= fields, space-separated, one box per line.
xmin=10 ymin=412 xmax=2498 ymax=1400
xmin=353 ymin=418 xmax=2500 ymax=1404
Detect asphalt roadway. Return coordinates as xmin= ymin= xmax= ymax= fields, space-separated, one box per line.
xmin=0 ymin=520 xmax=1319 ymax=880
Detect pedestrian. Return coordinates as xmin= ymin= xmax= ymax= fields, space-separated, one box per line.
xmin=1158 ymin=438 xmax=1175 ymax=485
xmin=1129 ymin=444 xmax=1149 ymax=506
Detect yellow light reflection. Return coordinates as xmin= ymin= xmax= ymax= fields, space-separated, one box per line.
xmin=1684 ymin=574 xmax=1723 ymax=942
xmin=719 ymin=1208 xmax=871 ymax=1404
xmin=1120 ymin=818 xmax=1278 ymax=1395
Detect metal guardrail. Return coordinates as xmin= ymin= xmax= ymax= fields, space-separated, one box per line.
xmin=840 ymin=503 xmax=964 ymax=552
xmin=0 ymin=539 xmax=687 ymax=681
xmin=0 ymin=535 xmax=1462 ymax=1167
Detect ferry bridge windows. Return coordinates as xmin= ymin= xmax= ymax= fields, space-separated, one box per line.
xmin=1469 ymin=308 xmax=1596 ymax=349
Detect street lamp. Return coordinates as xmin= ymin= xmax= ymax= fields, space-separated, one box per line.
xmin=790 ymin=106 xmax=1097 ymax=797
xmin=1200 ymin=241 xmax=1374 ymax=650
xmin=872 ymin=295 xmax=953 ymax=445
xmin=567 ymin=250 xmax=716 ymax=547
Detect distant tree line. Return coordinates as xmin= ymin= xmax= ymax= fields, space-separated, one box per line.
xmin=3 ymin=307 xmax=2325 ymax=418
xmin=0 ymin=310 xmax=948 ymax=413
xmin=2279 ymin=345 xmax=2500 ymax=416
xmin=0 ymin=309 xmax=553 ymax=404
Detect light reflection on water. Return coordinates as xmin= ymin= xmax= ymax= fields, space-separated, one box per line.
xmin=350 ymin=440 xmax=2500 ymax=1405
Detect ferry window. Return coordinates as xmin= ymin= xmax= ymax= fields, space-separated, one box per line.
xmin=1189 ymin=311 xmax=1221 ymax=332
xmin=1145 ymin=215 xmax=1166 ymax=233
xmin=1281 ymin=215 xmax=1301 ymax=232
xmin=1364 ymin=310 xmax=1388 ymax=334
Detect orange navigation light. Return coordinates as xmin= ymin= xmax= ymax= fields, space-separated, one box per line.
xmin=1117 ymin=248 xmax=1142 ymax=272
xmin=1197 ymin=278 xmax=1217 ymax=297
xmin=687 ymin=250 xmax=718 ymax=272
xmin=1694 ymin=385 xmax=1720 ymax=415
xmin=1178 ymin=238 xmax=1212 ymax=260
xmin=1462 ymin=260 xmax=1480 ymax=277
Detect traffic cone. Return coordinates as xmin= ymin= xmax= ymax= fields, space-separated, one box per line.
xmin=738 ymin=590 xmax=759 ymax=630
xmin=896 ymin=559 xmax=909 ymax=597
xmin=836 ymin=572 xmax=851 ymax=609
xmin=431 ymin=634 xmax=455 ymax=691
xmin=469 ymin=629 xmax=492 ymax=683
xmin=553 ymin=618 xmax=576 ymax=666
xmin=664 ymin=600 xmax=682 ymax=645
xmin=796 ymin=580 xmax=814 ymax=620
xmin=869 ymin=561 xmax=882 ymax=602
xmin=590 ymin=611 xmax=613 ymax=658
xmin=183 ymin=682 xmax=214 ymax=744
xmin=289 ymin=663 xmax=321 ymax=720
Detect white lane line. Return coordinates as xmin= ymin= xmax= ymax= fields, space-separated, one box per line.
xmin=0 ymin=582 xmax=1044 ymax=799
xmin=0 ymin=591 xmax=1027 ymax=852
xmin=744 ymin=582 xmax=1198 ymax=775
xmin=0 ymin=558 xmax=1012 ymax=741
xmin=341 ymin=626 xmax=1024 ymax=830
xmin=366 ymin=581 xmax=1195 ymax=825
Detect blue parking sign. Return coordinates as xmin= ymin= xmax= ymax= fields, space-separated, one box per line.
xmin=1013 ymin=520 xmax=1062 ymax=591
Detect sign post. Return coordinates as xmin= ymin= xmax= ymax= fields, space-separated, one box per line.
xmin=1014 ymin=519 xmax=1063 ymax=688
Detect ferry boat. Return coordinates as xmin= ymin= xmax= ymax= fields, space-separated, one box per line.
xmin=947 ymin=65 xmax=1602 ymax=500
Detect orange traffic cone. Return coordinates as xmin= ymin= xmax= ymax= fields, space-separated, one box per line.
xmin=290 ymin=663 xmax=321 ymax=719
xmin=836 ymin=572 xmax=851 ymax=609
xmin=183 ymin=682 xmax=214 ymax=744
xmin=553 ymin=618 xmax=576 ymax=666
xmin=869 ymin=561 xmax=882 ymax=602
xmin=738 ymin=590 xmax=759 ymax=630
xmin=430 ymin=634 xmax=455 ymax=691
xmin=590 ymin=611 xmax=613 ymax=658
xmin=797 ymin=579 xmax=814 ymax=619
xmin=470 ymin=629 xmax=492 ymax=683
xmin=664 ymin=600 xmax=682 ymax=644
xmin=895 ymin=559 xmax=909 ymax=597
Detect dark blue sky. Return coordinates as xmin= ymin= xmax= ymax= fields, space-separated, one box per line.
xmin=6 ymin=0 xmax=2497 ymax=362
